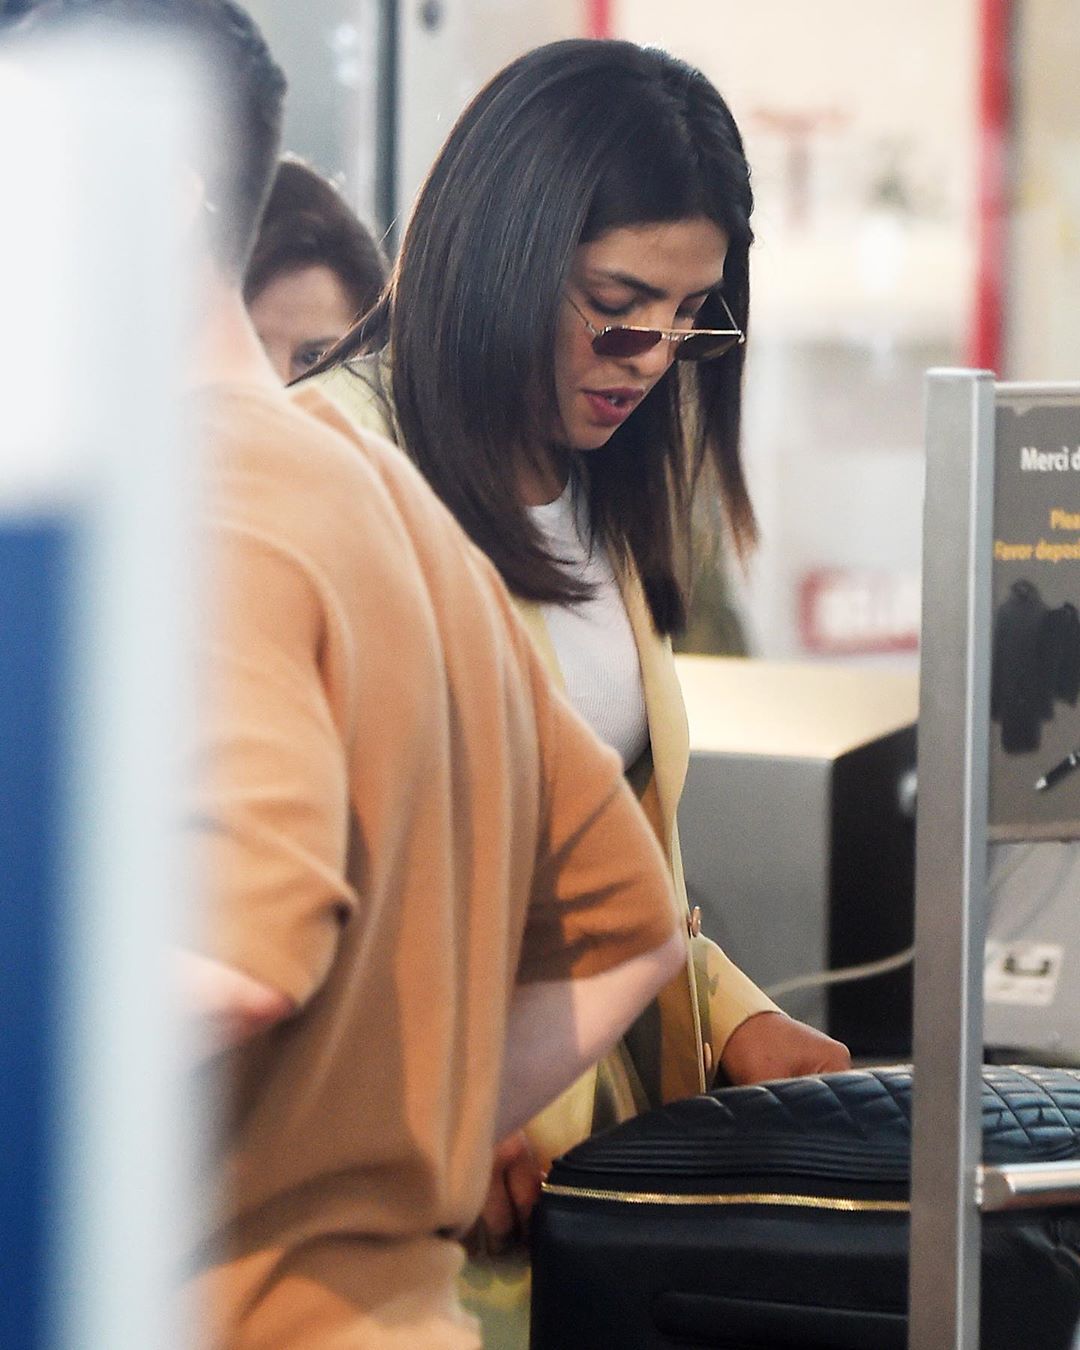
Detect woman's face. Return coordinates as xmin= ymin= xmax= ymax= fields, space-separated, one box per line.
xmin=248 ymin=263 xmax=358 ymax=384
xmin=552 ymin=216 xmax=729 ymax=454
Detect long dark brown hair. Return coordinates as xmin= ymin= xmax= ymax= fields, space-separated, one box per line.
xmin=310 ymin=38 xmax=756 ymax=635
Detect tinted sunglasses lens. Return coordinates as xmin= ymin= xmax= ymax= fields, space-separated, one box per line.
xmin=675 ymin=332 xmax=741 ymax=362
xmin=591 ymin=327 xmax=662 ymax=358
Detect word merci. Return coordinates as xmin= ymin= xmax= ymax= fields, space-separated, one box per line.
xmin=1020 ymin=445 xmax=1080 ymax=471
xmin=995 ymin=507 xmax=1080 ymax=563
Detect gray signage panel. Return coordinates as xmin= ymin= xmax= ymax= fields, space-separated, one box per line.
xmin=990 ymin=390 xmax=1080 ymax=840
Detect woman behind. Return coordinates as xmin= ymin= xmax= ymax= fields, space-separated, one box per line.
xmin=303 ymin=38 xmax=849 ymax=1345
xmin=244 ymin=155 xmax=386 ymax=383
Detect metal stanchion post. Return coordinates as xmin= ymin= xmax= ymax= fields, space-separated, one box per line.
xmin=908 ymin=369 xmax=996 ymax=1350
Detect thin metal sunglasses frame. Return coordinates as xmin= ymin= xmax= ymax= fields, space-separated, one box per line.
xmin=566 ymin=292 xmax=745 ymax=361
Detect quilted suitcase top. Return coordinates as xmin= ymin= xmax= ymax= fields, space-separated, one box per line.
xmin=546 ymin=1065 xmax=1080 ymax=1193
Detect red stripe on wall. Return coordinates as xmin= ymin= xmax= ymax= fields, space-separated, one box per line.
xmin=969 ymin=0 xmax=1010 ymax=371
xmin=585 ymin=0 xmax=613 ymax=39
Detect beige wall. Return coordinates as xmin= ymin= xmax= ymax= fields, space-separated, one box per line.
xmin=609 ymin=1 xmax=982 ymax=660
xmin=1010 ymin=0 xmax=1080 ymax=379
xmin=612 ymin=0 xmax=980 ymax=344
xmin=612 ymin=0 xmax=1080 ymax=382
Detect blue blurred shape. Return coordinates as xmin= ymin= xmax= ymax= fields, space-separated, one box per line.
xmin=0 ymin=518 xmax=70 ymax=1350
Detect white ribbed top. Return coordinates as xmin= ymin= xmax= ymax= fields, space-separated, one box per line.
xmin=528 ymin=480 xmax=649 ymax=769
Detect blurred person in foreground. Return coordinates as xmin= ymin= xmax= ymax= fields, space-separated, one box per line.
xmin=244 ymin=155 xmax=386 ymax=383
xmin=16 ymin=3 xmax=685 ymax=1346
xmin=304 ymin=38 xmax=850 ymax=1343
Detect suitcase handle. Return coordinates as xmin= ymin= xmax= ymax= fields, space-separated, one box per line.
xmin=979 ymin=1161 xmax=1080 ymax=1211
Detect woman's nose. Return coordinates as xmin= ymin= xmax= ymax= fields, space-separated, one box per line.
xmin=623 ymin=334 xmax=677 ymax=380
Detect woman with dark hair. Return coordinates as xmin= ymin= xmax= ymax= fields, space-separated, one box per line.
xmin=305 ymin=37 xmax=848 ymax=1343
xmin=245 ymin=155 xmax=385 ymax=383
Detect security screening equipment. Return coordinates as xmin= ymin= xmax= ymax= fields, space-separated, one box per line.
xmin=676 ymin=655 xmax=918 ymax=1057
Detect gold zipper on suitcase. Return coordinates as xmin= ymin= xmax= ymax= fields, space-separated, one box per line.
xmin=541 ymin=1182 xmax=908 ymax=1213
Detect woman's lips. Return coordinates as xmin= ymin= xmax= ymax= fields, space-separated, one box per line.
xmin=582 ymin=388 xmax=643 ymax=428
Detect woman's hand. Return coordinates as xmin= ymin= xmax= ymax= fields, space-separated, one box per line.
xmin=719 ymin=1010 xmax=850 ymax=1085
xmin=463 ymin=1131 xmax=545 ymax=1258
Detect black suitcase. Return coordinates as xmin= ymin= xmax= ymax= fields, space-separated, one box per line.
xmin=531 ymin=1065 xmax=1080 ymax=1349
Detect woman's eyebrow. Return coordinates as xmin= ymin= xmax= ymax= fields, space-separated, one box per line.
xmin=588 ymin=269 xmax=722 ymax=301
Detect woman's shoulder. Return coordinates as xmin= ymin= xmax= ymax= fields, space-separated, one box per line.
xmin=305 ymin=350 xmax=398 ymax=444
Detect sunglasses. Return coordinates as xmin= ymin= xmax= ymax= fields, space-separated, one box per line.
xmin=567 ymin=293 xmax=744 ymax=362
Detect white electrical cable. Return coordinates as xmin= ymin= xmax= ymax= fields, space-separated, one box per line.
xmin=764 ymin=840 xmax=1057 ymax=1002
xmin=764 ymin=945 xmax=915 ymax=1001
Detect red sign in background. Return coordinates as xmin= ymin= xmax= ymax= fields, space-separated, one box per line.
xmin=799 ymin=568 xmax=921 ymax=656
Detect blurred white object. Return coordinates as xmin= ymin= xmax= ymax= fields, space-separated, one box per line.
xmin=0 ymin=27 xmax=202 ymax=1350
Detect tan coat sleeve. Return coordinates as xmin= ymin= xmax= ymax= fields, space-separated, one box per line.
xmin=671 ymin=821 xmax=780 ymax=1058
xmin=193 ymin=521 xmax=357 ymax=1007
